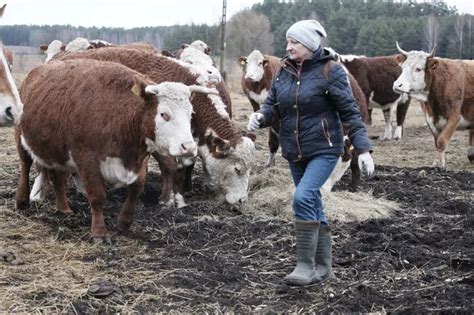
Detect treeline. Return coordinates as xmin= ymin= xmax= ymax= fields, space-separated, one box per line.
xmin=1 ymin=0 xmax=473 ymax=59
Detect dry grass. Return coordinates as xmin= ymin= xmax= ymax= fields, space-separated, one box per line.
xmin=0 ymin=50 xmax=471 ymax=313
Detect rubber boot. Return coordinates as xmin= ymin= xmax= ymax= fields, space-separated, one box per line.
xmin=315 ymin=224 xmax=335 ymax=282
xmin=284 ymin=220 xmax=320 ymax=286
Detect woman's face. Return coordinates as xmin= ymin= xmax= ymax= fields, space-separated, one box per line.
xmin=286 ymin=38 xmax=313 ymax=63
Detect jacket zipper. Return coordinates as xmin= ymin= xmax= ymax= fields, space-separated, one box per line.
xmin=295 ymin=75 xmax=302 ymax=160
xmin=322 ymin=119 xmax=333 ymax=147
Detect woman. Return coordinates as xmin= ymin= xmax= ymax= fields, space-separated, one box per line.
xmin=247 ymin=20 xmax=374 ymax=286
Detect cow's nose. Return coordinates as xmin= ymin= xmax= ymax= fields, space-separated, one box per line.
xmin=5 ymin=106 xmax=13 ymax=121
xmin=181 ymin=141 xmax=197 ymax=157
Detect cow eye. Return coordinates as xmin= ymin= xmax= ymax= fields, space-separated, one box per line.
xmin=160 ymin=112 xmax=171 ymax=121
xmin=258 ymin=62 xmax=263 ymax=66
xmin=415 ymin=68 xmax=422 ymax=72
xmin=234 ymin=166 xmax=242 ymax=175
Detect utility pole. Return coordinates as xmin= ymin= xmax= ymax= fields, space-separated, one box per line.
xmin=219 ymin=0 xmax=227 ymax=82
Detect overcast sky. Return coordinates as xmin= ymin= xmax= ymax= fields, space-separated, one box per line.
xmin=0 ymin=0 xmax=473 ymax=28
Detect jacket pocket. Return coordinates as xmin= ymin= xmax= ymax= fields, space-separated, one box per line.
xmin=321 ymin=118 xmax=333 ymax=147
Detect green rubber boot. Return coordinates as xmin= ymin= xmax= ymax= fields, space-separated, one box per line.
xmin=315 ymin=224 xmax=335 ymax=282
xmin=284 ymin=220 xmax=320 ymax=286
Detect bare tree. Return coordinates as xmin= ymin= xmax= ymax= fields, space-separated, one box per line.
xmin=225 ymin=9 xmax=274 ymax=58
xmin=424 ymin=14 xmax=439 ymax=52
xmin=454 ymin=14 xmax=465 ymax=58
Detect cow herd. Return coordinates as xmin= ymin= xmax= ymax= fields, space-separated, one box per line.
xmin=0 ymin=3 xmax=472 ymax=242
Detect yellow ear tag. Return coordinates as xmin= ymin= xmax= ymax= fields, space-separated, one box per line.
xmin=215 ymin=146 xmax=221 ymax=153
xmin=131 ymin=84 xmax=141 ymax=96
xmin=240 ymin=60 xmax=246 ymax=65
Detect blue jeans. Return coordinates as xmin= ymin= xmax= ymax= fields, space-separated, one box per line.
xmin=288 ymin=154 xmax=339 ymax=224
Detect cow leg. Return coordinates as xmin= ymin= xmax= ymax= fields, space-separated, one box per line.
xmin=381 ymin=105 xmax=396 ymax=140
xmin=76 ymin=161 xmax=109 ymax=242
xmin=48 ymin=169 xmax=73 ymax=215
xmin=15 ymin=128 xmax=33 ymax=210
xmin=117 ymin=160 xmax=147 ymax=231
xmin=266 ymin=122 xmax=280 ymax=167
xmin=321 ymin=157 xmax=351 ymax=193
xmin=172 ymin=163 xmax=195 ymax=208
xmin=154 ymin=152 xmax=176 ymax=207
xmin=30 ymin=171 xmax=50 ymax=202
xmin=432 ymin=113 xmax=461 ymax=168
xmin=349 ymin=149 xmax=361 ymax=192
xmin=249 ymin=99 xmax=260 ymax=112
xmin=367 ymin=108 xmax=373 ymax=125
xmin=468 ymin=130 xmax=474 ymax=163
xmin=393 ymin=101 xmax=410 ymax=140
xmin=182 ymin=163 xmax=194 ymax=193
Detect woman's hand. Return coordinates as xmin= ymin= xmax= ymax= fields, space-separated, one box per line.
xmin=358 ymin=152 xmax=374 ymax=176
xmin=247 ymin=113 xmax=263 ymax=132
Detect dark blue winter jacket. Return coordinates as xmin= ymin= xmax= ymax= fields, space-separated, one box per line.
xmin=258 ymin=48 xmax=372 ymax=162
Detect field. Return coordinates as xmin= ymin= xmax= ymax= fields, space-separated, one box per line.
xmin=0 ymin=52 xmax=472 ymax=313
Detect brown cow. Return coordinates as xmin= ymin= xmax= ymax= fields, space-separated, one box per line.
xmin=239 ymin=50 xmax=281 ymax=167
xmin=16 ymin=59 xmax=205 ymax=242
xmin=394 ymin=43 xmax=474 ymax=167
xmin=36 ymin=47 xmax=256 ymax=207
xmin=336 ymin=53 xmax=411 ymax=140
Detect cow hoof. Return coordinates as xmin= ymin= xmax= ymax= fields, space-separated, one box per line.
xmin=467 ymin=147 xmax=474 ymax=163
xmin=93 ymin=236 xmax=112 ymax=245
xmin=59 ymin=208 xmax=74 ymax=215
xmin=15 ymin=199 xmax=30 ymax=210
xmin=117 ymin=221 xmax=132 ymax=232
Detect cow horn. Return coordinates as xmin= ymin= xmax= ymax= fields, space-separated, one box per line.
xmin=429 ymin=45 xmax=436 ymax=57
xmin=144 ymin=85 xmax=160 ymax=95
xmin=188 ymin=85 xmax=219 ymax=95
xmin=396 ymin=41 xmax=408 ymax=55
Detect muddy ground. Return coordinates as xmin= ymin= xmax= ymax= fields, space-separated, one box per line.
xmin=1 ymin=60 xmax=473 ymax=313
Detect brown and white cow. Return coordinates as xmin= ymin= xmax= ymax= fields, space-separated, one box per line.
xmin=239 ymin=50 xmax=281 ymax=167
xmin=321 ymin=59 xmax=370 ymax=192
xmin=40 ymin=38 xmax=159 ymax=62
xmin=336 ymin=53 xmax=411 ymax=140
xmin=393 ymin=43 xmax=474 ymax=167
xmin=15 ymin=59 xmax=208 ymax=241
xmin=165 ymin=40 xmax=232 ymax=119
xmin=0 ymin=5 xmax=23 ymax=126
xmin=39 ymin=48 xmax=256 ymax=207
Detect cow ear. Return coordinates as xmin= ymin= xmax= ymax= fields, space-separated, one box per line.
xmin=134 ymin=81 xmax=154 ymax=100
xmin=161 ymin=50 xmax=174 ymax=57
xmin=39 ymin=44 xmax=48 ymax=52
xmin=238 ymin=57 xmax=247 ymax=67
xmin=244 ymin=132 xmax=256 ymax=143
xmin=212 ymin=136 xmax=232 ymax=156
xmin=428 ymin=58 xmax=438 ymax=71
xmin=181 ymin=43 xmax=189 ymax=49
xmin=395 ymin=53 xmax=406 ymax=65
xmin=60 ymin=44 xmax=66 ymax=51
xmin=205 ymin=47 xmax=212 ymax=55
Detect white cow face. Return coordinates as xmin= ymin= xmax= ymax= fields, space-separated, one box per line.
xmin=393 ymin=44 xmax=434 ymax=102
xmin=145 ymin=83 xmax=219 ymax=158
xmin=240 ymin=50 xmax=267 ymax=82
xmin=199 ymin=131 xmax=256 ymax=206
xmin=41 ymin=40 xmax=65 ymax=62
xmin=178 ymin=47 xmax=221 ymax=85
xmin=0 ymin=45 xmax=23 ymax=126
xmin=65 ymin=37 xmax=92 ymax=52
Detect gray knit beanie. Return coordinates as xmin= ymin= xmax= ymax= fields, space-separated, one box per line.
xmin=286 ymin=20 xmax=327 ymax=52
